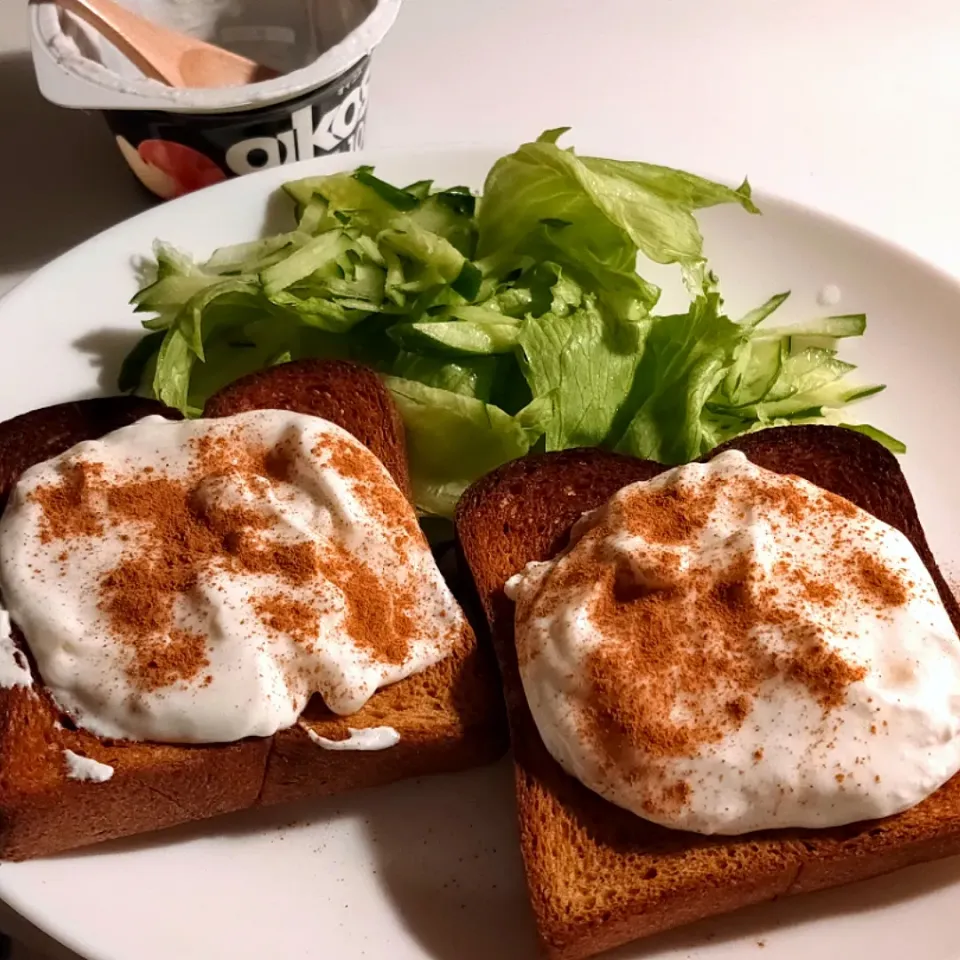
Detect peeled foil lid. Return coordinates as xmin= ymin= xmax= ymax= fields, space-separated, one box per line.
xmin=29 ymin=0 xmax=401 ymax=113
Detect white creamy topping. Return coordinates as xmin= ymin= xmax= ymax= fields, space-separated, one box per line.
xmin=0 ymin=411 xmax=464 ymax=745
xmin=506 ymin=450 xmax=960 ymax=835
xmin=63 ymin=750 xmax=113 ymax=783
xmin=0 ymin=610 xmax=33 ymax=689
xmin=304 ymin=725 xmax=400 ymax=751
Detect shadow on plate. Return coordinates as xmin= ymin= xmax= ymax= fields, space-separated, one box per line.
xmin=0 ymin=52 xmax=150 ymax=278
xmin=72 ymin=327 xmax=146 ymax=393
xmin=260 ymin=183 xmax=297 ymax=237
xmin=62 ymin=190 xmax=299 ymax=397
xmin=0 ymin=899 xmax=84 ymax=960
xmin=45 ymin=758 xmax=538 ymax=960
xmin=33 ymin=749 xmax=960 ymax=960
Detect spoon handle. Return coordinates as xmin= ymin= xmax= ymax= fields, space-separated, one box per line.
xmin=49 ymin=0 xmax=186 ymax=86
xmin=44 ymin=0 xmax=280 ymax=88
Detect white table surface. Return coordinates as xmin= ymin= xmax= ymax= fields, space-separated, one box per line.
xmin=0 ymin=0 xmax=959 ymax=956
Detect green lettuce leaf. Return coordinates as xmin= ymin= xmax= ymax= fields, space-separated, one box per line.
xmin=388 ymin=352 xmax=498 ymax=400
xmin=518 ymin=295 xmax=647 ymax=450
xmin=477 ymin=129 xmax=758 ymax=321
xmin=153 ymin=327 xmax=196 ymax=413
xmin=614 ymin=293 xmax=747 ymax=463
xmin=384 ymin=377 xmax=547 ymax=516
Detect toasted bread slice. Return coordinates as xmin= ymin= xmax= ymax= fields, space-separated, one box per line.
xmin=0 ymin=361 xmax=506 ymax=860
xmin=205 ymin=360 xmax=506 ymax=808
xmin=455 ymin=425 xmax=960 ymax=960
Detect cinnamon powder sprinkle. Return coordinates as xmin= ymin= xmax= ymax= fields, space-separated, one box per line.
xmin=518 ymin=460 xmax=912 ymax=814
xmin=316 ymin=544 xmax=416 ymax=667
xmin=131 ymin=629 xmax=210 ymax=692
xmin=641 ymin=779 xmax=691 ymax=817
xmin=850 ymin=549 xmax=909 ymax=608
xmin=740 ymin=474 xmax=814 ymax=523
xmin=191 ymin=429 xmax=295 ymax=485
xmin=255 ymin=594 xmax=321 ymax=649
xmin=616 ymin=480 xmax=719 ymax=545
xmin=321 ymin=436 xmax=424 ymax=552
xmin=579 ymin=552 xmax=783 ymax=765
xmin=794 ymin=570 xmax=841 ymax=607
xmin=29 ymin=461 xmax=105 ymax=543
xmin=783 ymin=635 xmax=866 ymax=710
xmin=31 ymin=424 xmax=423 ymax=693
xmin=97 ymin=474 xmax=321 ymax=689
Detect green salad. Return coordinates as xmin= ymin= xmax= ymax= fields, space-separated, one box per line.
xmin=120 ymin=128 xmax=901 ymax=517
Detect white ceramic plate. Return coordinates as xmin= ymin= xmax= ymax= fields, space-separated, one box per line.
xmin=1 ymin=148 xmax=960 ymax=960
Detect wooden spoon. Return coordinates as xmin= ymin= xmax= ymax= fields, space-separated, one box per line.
xmin=46 ymin=0 xmax=280 ymax=88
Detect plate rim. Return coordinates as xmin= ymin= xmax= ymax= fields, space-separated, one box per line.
xmin=4 ymin=142 xmax=960 ymax=321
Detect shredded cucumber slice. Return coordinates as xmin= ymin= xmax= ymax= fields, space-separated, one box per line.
xmin=153 ymin=242 xmax=198 ymax=280
xmin=296 ymin=198 xmax=329 ymax=234
xmin=403 ymin=179 xmax=434 ymax=201
xmin=762 ymin=347 xmax=855 ymax=402
xmin=378 ymin=221 xmax=466 ymax=283
xmin=840 ymin=423 xmax=907 ymax=454
xmin=737 ymin=291 xmax=790 ymax=330
xmin=750 ymin=381 xmax=885 ymax=420
xmin=132 ymin=273 xmax=229 ymax=311
xmin=389 ymin=318 xmax=520 ymax=356
xmin=757 ymin=313 xmax=866 ymax=340
xmin=260 ymin=231 xmax=352 ymax=297
xmin=354 ymin=167 xmax=420 ymax=211
xmin=175 ymin=279 xmax=260 ymax=360
xmin=203 ymin=234 xmax=304 ymax=274
xmin=266 ymin=291 xmax=367 ymax=333
xmin=719 ymin=338 xmax=785 ymax=407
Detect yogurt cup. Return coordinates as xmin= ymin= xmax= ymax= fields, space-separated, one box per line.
xmin=29 ymin=0 xmax=401 ymax=199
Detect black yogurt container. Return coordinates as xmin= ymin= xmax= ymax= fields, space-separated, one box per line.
xmin=104 ymin=57 xmax=370 ymax=200
xmin=30 ymin=0 xmax=399 ymax=200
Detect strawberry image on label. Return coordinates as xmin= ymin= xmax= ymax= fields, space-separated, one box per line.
xmin=116 ymin=136 xmax=227 ymax=199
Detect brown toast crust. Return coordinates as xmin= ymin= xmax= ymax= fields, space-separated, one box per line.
xmin=455 ymin=425 xmax=960 ymax=960
xmin=0 ymin=396 xmax=178 ymax=513
xmin=0 ymin=360 xmax=506 ymax=860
